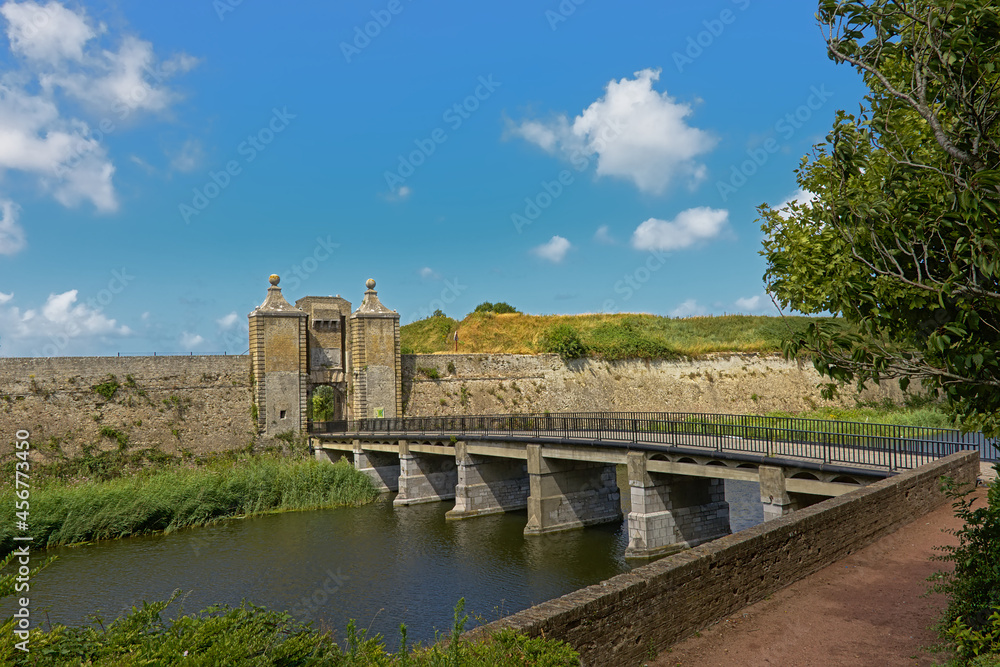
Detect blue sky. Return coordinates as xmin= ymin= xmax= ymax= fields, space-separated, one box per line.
xmin=0 ymin=0 xmax=866 ymax=356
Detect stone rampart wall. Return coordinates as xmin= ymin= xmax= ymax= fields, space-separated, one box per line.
xmin=0 ymin=355 xmax=254 ymax=462
xmin=403 ymin=352 xmax=908 ymax=416
xmin=471 ymin=450 xmax=979 ymax=665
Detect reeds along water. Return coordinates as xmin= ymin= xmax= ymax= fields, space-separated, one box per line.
xmin=0 ymin=457 xmax=378 ymax=557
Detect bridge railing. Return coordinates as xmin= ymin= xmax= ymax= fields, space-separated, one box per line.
xmin=309 ymin=411 xmax=998 ymax=471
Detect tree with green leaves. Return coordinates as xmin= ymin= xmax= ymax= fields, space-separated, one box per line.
xmin=311 ymin=385 xmax=338 ymax=422
xmin=760 ymin=0 xmax=1000 ymax=434
xmin=472 ymin=302 xmax=519 ymax=315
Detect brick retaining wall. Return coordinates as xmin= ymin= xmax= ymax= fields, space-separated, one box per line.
xmin=472 ymin=450 xmax=979 ymax=666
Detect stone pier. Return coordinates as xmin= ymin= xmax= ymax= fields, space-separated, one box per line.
xmin=524 ymin=444 xmax=622 ymax=535
xmin=394 ymin=440 xmax=458 ymax=506
xmin=625 ymin=452 xmax=731 ymax=559
xmin=353 ymin=440 xmax=400 ymax=492
xmin=758 ymin=465 xmax=827 ymax=521
xmin=446 ymin=442 xmax=530 ymax=520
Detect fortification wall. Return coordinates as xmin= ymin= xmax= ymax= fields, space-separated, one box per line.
xmin=0 ymin=356 xmax=253 ymax=463
xmin=402 ymin=353 xmax=908 ymax=416
xmin=471 ymin=450 xmax=979 ymax=665
xmin=0 ymin=351 xmax=911 ymax=466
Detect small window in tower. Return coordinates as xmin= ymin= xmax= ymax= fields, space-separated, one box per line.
xmin=279 ymin=410 xmax=286 ymax=419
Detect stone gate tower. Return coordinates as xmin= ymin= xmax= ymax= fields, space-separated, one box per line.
xmin=249 ymin=275 xmax=401 ymax=435
xmin=248 ymin=275 xmax=309 ymax=436
xmin=350 ymin=279 xmax=402 ymax=419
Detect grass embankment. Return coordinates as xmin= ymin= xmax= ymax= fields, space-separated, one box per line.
xmin=0 ymin=590 xmax=578 ymax=666
xmin=401 ymin=312 xmax=833 ymax=359
xmin=0 ymin=455 xmax=379 ymax=558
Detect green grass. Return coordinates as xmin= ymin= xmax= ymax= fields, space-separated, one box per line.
xmin=0 ymin=595 xmax=580 ymax=666
xmin=0 ymin=455 xmax=379 ymax=557
xmin=401 ymin=312 xmax=836 ymax=359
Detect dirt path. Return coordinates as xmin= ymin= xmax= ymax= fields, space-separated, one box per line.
xmin=650 ymin=487 xmax=989 ymax=667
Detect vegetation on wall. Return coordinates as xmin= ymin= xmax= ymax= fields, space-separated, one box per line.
xmin=402 ymin=312 xmax=832 ymax=359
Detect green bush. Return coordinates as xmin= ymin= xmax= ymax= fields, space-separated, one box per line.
xmin=0 ymin=594 xmax=581 ymax=666
xmin=932 ymin=469 xmax=1000 ymax=663
xmin=472 ymin=301 xmax=519 ymax=315
xmin=585 ymin=318 xmax=678 ymax=361
xmin=542 ymin=324 xmax=587 ymax=359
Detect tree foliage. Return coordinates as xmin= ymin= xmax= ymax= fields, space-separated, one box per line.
xmin=311 ymin=385 xmax=338 ymax=422
xmin=760 ymin=0 xmax=1000 ymax=434
xmin=472 ymin=301 xmax=519 ymax=315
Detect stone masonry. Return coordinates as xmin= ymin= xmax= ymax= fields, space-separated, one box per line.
xmin=524 ymin=444 xmax=622 ymax=535
xmin=446 ymin=441 xmax=530 ymax=519
xmin=626 ymin=451 xmax=731 ymax=558
xmin=470 ymin=450 xmax=980 ymax=666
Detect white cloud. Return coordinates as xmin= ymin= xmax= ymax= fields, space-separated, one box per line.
xmin=0 ymin=291 xmax=12 ymax=304
xmin=216 ymin=311 xmax=238 ymax=329
xmin=0 ymin=1 xmax=198 ymax=254
xmin=180 ymin=331 xmax=203 ymax=349
xmin=594 ymin=225 xmax=615 ymax=245
xmin=419 ymin=266 xmax=440 ymax=280
xmin=735 ymin=295 xmax=761 ymax=311
xmin=532 ymin=235 xmax=571 ymax=263
xmin=775 ymin=188 xmax=816 ymax=218
xmin=670 ymin=299 xmax=706 ymax=318
xmin=170 ymin=138 xmax=203 ymax=173
xmin=0 ymin=199 xmax=26 ymax=255
xmin=509 ymin=68 xmax=717 ymax=194
xmin=0 ymin=289 xmax=131 ymax=354
xmin=41 ymin=35 xmax=198 ymax=116
xmin=631 ymin=207 xmax=728 ymax=252
xmin=0 ymin=82 xmax=117 ymax=211
xmin=1 ymin=1 xmax=96 ymax=65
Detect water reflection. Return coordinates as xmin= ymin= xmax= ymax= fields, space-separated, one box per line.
xmin=2 ymin=479 xmax=763 ymax=646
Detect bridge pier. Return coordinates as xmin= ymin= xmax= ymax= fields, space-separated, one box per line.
xmin=759 ymin=466 xmax=827 ymax=520
xmin=353 ymin=440 xmax=400 ymax=492
xmin=524 ymin=444 xmax=622 ymax=535
xmin=624 ymin=452 xmax=731 ymax=559
xmin=394 ymin=440 xmax=457 ymax=506
xmin=446 ymin=442 xmax=529 ymax=519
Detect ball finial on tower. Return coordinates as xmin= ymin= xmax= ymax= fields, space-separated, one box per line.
xmin=269 ymin=274 xmax=280 ymax=286
xmin=366 ymin=278 xmax=376 ymax=290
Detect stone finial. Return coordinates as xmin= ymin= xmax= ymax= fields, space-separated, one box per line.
xmin=250 ymin=273 xmax=303 ymax=314
xmin=355 ymin=277 xmax=395 ymax=315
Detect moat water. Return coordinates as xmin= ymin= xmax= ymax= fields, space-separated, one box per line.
xmin=4 ymin=480 xmax=764 ymax=646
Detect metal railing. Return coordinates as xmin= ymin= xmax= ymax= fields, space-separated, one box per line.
xmin=309 ymin=411 xmax=999 ymax=472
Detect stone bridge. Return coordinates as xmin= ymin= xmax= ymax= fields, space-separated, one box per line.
xmin=310 ymin=412 xmax=989 ymax=558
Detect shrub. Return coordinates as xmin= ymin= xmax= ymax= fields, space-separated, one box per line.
xmin=473 ymin=301 xmax=519 ymax=315
xmin=932 ymin=469 xmax=1000 ymax=662
xmin=542 ymin=324 xmax=587 ymax=359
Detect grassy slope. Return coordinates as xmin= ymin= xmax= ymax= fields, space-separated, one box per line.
xmin=401 ymin=312 xmax=833 ymax=357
